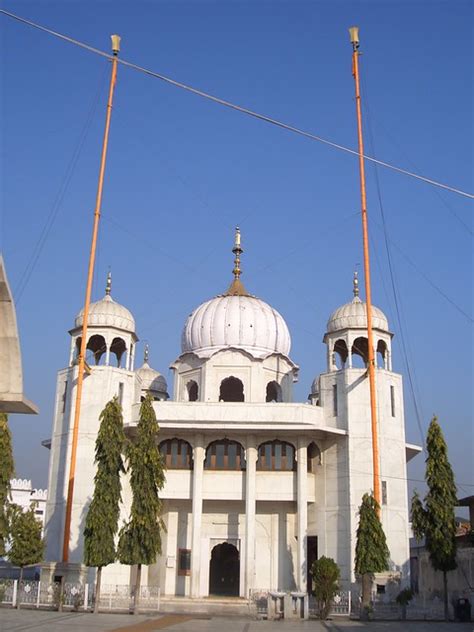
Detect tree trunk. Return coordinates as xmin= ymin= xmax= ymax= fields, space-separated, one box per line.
xmin=360 ymin=573 xmax=372 ymax=620
xmin=17 ymin=567 xmax=23 ymax=610
xmin=133 ymin=564 xmax=142 ymax=615
xmin=443 ymin=570 xmax=449 ymax=621
xmin=94 ymin=566 xmax=102 ymax=614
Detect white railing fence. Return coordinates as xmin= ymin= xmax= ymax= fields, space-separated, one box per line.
xmin=248 ymin=589 xmax=352 ymax=619
xmin=0 ymin=579 xmax=160 ymax=612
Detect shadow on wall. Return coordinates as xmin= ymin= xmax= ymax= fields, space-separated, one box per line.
xmin=279 ymin=510 xmax=296 ymax=591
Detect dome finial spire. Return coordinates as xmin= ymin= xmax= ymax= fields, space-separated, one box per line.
xmin=353 ymin=269 xmax=359 ymax=298
xmin=224 ymin=226 xmax=249 ymax=296
xmin=105 ymin=270 xmax=112 ymax=296
xmin=232 ymin=226 xmax=242 ymax=280
xmin=144 ymin=343 xmax=149 ymax=364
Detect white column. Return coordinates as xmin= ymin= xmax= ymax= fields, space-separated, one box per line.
xmin=245 ymin=438 xmax=258 ymax=597
xmin=164 ymin=509 xmax=178 ymax=596
xmin=190 ymin=435 xmax=205 ymax=597
xmin=326 ymin=340 xmax=333 ymax=371
xmin=69 ymin=339 xmax=76 ymax=366
xmin=105 ymin=335 xmax=111 ymax=366
xmin=297 ymin=439 xmax=308 ymax=592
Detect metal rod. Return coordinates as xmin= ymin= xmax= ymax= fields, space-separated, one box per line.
xmin=349 ymin=27 xmax=381 ymax=509
xmin=62 ymin=35 xmax=121 ymax=562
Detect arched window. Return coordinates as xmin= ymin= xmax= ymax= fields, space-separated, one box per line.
xmin=351 ymin=336 xmax=368 ymax=368
xmin=257 ymin=440 xmax=295 ymax=471
xmin=266 ymin=381 xmax=282 ymax=402
xmin=307 ymin=442 xmax=322 ymax=473
xmin=204 ymin=440 xmax=246 ymax=470
xmin=110 ymin=337 xmax=126 ymax=368
xmin=74 ymin=337 xmax=82 ymax=363
xmin=377 ymin=340 xmax=387 ymax=369
xmin=187 ymin=380 xmax=199 ymax=402
xmin=333 ymin=339 xmax=348 ymax=369
xmin=86 ymin=334 xmax=107 ymax=365
xmin=219 ymin=377 xmax=244 ymax=402
xmin=159 ymin=439 xmax=193 ymax=469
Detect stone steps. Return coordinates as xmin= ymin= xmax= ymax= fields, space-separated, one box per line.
xmin=159 ymin=596 xmax=252 ymax=617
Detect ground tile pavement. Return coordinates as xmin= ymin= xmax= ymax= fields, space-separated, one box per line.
xmin=0 ymin=610 xmax=472 ymax=632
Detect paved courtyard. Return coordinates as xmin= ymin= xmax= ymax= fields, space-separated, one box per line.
xmin=0 ymin=610 xmax=472 ymax=632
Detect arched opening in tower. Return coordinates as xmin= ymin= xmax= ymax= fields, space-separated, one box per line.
xmin=377 ymin=340 xmax=387 ymax=369
xmin=266 ymin=380 xmax=282 ymax=402
xmin=334 ymin=339 xmax=348 ymax=369
xmin=219 ymin=376 xmax=244 ymax=402
xmin=351 ymin=336 xmax=368 ymax=368
xmin=187 ymin=380 xmax=199 ymax=402
xmin=110 ymin=337 xmax=126 ymax=368
xmin=86 ymin=334 xmax=107 ymax=366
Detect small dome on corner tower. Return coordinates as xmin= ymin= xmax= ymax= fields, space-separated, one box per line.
xmin=74 ymin=272 xmax=136 ymax=333
xmin=326 ymin=271 xmax=389 ymax=334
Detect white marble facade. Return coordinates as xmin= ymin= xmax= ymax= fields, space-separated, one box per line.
xmin=42 ymin=241 xmax=420 ymax=595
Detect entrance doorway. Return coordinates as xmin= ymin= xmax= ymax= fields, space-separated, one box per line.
xmin=209 ymin=542 xmax=240 ymax=596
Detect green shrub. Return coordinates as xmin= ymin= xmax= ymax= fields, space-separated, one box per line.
xmin=310 ymin=556 xmax=340 ymax=620
xmin=396 ymin=587 xmax=414 ymax=606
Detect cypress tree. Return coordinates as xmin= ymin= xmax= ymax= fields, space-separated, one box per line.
xmin=410 ymin=416 xmax=457 ymax=621
xmin=355 ymin=492 xmax=390 ymax=617
xmin=8 ymin=504 xmax=44 ymax=607
xmin=118 ymin=394 xmax=166 ymax=614
xmin=0 ymin=413 xmax=15 ymax=557
xmin=84 ymin=397 xmax=125 ymax=613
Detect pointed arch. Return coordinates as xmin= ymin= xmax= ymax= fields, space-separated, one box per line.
xmin=257 ymin=440 xmax=295 ymax=471
xmin=159 ymin=438 xmax=193 ymax=469
xmin=110 ymin=337 xmax=126 ymax=368
xmin=265 ymin=380 xmax=282 ymax=402
xmin=186 ymin=380 xmax=199 ymax=402
xmin=333 ymin=339 xmax=348 ymax=369
xmin=205 ymin=439 xmax=246 ymax=470
xmin=377 ymin=339 xmax=388 ymax=369
xmin=86 ymin=334 xmax=107 ymax=365
xmin=307 ymin=442 xmax=322 ymax=473
xmin=351 ymin=336 xmax=368 ymax=367
xmin=219 ymin=376 xmax=244 ymax=402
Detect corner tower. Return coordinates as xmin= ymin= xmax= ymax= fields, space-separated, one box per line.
xmin=315 ymin=272 xmax=411 ymax=588
xmin=43 ymin=275 xmax=138 ymax=580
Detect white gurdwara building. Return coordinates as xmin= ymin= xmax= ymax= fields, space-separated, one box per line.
xmin=43 ymin=230 xmax=420 ymax=596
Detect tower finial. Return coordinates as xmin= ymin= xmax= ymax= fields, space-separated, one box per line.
xmin=105 ymin=270 xmax=112 ymax=296
xmin=232 ymin=226 xmax=242 ymax=280
xmin=144 ymin=343 xmax=149 ymax=364
xmin=353 ymin=270 xmax=359 ymax=298
xmin=225 ymin=227 xmax=248 ymax=296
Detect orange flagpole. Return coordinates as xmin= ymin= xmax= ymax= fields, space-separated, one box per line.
xmin=349 ymin=26 xmax=381 ymax=509
xmin=62 ymin=35 xmax=121 ymax=562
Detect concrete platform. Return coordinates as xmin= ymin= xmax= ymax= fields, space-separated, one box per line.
xmin=159 ymin=595 xmax=251 ymax=617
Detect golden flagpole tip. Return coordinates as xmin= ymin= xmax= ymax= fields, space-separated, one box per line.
xmin=111 ymin=34 xmax=121 ymax=54
xmin=348 ymin=26 xmax=360 ymax=48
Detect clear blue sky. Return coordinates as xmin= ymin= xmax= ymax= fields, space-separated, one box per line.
xmin=1 ymin=1 xmax=472 ymax=504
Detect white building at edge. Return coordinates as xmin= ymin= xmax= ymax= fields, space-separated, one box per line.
xmin=42 ymin=229 xmax=421 ymax=596
xmin=9 ymin=479 xmax=47 ymax=531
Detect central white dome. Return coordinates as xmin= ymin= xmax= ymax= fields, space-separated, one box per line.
xmin=181 ymin=293 xmax=291 ymax=359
